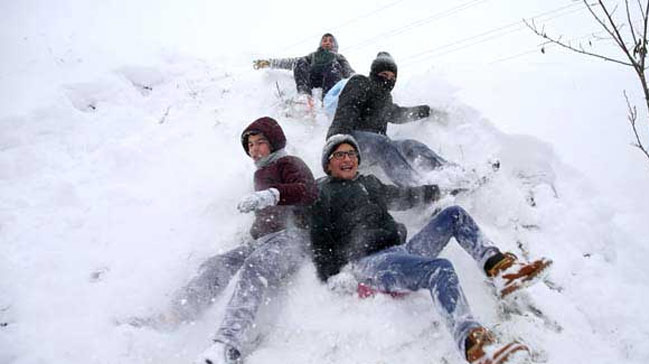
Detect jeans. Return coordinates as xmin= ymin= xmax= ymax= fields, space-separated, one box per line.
xmin=171 ymin=229 xmax=308 ymax=349
xmin=294 ymin=58 xmax=345 ymax=97
xmin=352 ymin=131 xmax=447 ymax=186
xmin=350 ymin=206 xmax=499 ymax=354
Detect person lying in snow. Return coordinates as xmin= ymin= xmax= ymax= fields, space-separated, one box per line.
xmin=253 ymin=33 xmax=355 ymax=105
xmin=326 ymin=52 xmax=450 ymax=187
xmin=310 ymin=134 xmax=553 ymax=364
xmin=132 ymin=117 xmax=317 ymax=364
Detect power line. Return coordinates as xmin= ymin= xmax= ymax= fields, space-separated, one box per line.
xmin=346 ymin=0 xmax=490 ymax=51
xmin=279 ymin=0 xmax=409 ymax=52
xmin=401 ymin=1 xmax=587 ymax=66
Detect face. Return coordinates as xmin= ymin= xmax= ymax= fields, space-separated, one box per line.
xmin=247 ymin=133 xmax=271 ymax=161
xmin=327 ymin=143 xmax=359 ymax=180
xmin=320 ymin=35 xmax=335 ymax=51
xmin=377 ymin=70 xmax=396 ymax=81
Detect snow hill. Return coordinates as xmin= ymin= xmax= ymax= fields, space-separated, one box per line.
xmin=1 ymin=56 xmax=649 ymax=364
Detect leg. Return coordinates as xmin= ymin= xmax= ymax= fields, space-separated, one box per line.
xmin=352 ymin=131 xmax=423 ymax=186
xmin=170 ymin=244 xmax=254 ymax=321
xmin=392 ymin=138 xmax=448 ymax=171
xmin=320 ymin=62 xmax=344 ymax=97
xmin=293 ymin=58 xmax=312 ymax=95
xmin=405 ymin=206 xmax=500 ymax=269
xmin=214 ymin=230 xmax=307 ymax=350
xmin=353 ymin=251 xmax=481 ymax=354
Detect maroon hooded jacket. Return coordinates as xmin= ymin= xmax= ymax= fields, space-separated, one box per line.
xmin=241 ymin=117 xmax=318 ymax=239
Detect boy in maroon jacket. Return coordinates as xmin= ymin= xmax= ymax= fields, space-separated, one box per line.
xmin=168 ymin=117 xmax=316 ymax=364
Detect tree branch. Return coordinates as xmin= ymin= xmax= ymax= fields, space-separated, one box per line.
xmin=625 ymin=91 xmax=649 ymax=160
xmin=524 ymin=19 xmax=634 ymax=66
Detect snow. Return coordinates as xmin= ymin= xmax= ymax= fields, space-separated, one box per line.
xmin=2 ymin=0 xmax=649 ymax=363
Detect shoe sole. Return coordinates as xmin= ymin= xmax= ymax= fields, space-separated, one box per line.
xmin=500 ymin=259 xmax=553 ymax=298
xmin=475 ymin=341 xmax=530 ymax=364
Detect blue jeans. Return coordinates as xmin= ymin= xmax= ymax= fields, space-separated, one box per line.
xmin=351 ymin=206 xmax=499 ymax=354
xmin=171 ymin=230 xmax=308 ymax=349
xmin=352 ymin=131 xmax=447 ymax=186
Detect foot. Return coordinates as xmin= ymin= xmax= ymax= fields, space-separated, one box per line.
xmin=195 ymin=341 xmax=242 ymax=364
xmin=487 ymin=253 xmax=553 ymax=298
xmin=466 ymin=327 xmax=530 ymax=364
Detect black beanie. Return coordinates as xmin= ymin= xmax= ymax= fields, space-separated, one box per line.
xmin=370 ymin=52 xmax=397 ymax=78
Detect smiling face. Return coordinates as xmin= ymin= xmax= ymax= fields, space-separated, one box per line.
xmin=327 ymin=143 xmax=359 ymax=180
xmin=247 ymin=133 xmax=271 ymax=161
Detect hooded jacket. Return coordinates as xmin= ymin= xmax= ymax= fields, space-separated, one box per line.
xmin=326 ymin=53 xmax=430 ymax=138
xmin=268 ymin=33 xmax=354 ymax=77
xmin=241 ymin=117 xmax=318 ymax=239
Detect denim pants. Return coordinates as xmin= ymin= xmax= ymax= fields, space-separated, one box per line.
xmin=351 ymin=131 xmax=447 ymax=186
xmin=351 ymin=206 xmax=499 ymax=354
xmin=171 ymin=229 xmax=308 ymax=349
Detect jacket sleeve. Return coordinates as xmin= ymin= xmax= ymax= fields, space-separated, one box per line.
xmin=310 ymin=194 xmax=345 ymax=281
xmin=269 ymin=56 xmax=303 ymax=70
xmin=337 ymin=54 xmax=355 ymax=78
xmin=388 ymin=102 xmax=431 ymax=124
xmin=327 ymin=76 xmax=368 ymax=138
xmin=270 ymin=157 xmax=318 ymax=206
xmin=364 ymin=175 xmax=440 ymax=211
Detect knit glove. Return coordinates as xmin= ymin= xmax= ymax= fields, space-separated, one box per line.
xmin=253 ymin=59 xmax=271 ymax=69
xmin=237 ymin=188 xmax=280 ymax=213
xmin=414 ymin=105 xmax=431 ymax=118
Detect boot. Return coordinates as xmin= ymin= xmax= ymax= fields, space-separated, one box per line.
xmin=465 ymin=327 xmax=530 ymax=364
xmin=486 ymin=252 xmax=552 ymax=297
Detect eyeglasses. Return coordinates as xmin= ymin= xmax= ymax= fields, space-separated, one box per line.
xmin=329 ymin=150 xmax=358 ymax=160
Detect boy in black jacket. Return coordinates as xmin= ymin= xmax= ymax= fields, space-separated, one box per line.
xmin=310 ymin=134 xmax=552 ymax=364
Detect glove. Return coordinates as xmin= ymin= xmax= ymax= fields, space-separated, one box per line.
xmin=414 ymin=105 xmax=431 ymax=118
xmin=327 ymin=271 xmax=358 ymax=295
xmin=237 ymin=188 xmax=280 ymax=213
xmin=253 ymin=59 xmax=270 ymax=69
xmin=194 ymin=342 xmax=241 ymax=364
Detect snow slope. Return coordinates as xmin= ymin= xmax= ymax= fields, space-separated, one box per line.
xmin=1 ymin=54 xmax=649 ymax=364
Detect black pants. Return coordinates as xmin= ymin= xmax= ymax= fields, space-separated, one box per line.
xmin=293 ymin=58 xmax=344 ymax=98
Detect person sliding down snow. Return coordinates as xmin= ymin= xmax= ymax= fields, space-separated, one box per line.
xmin=253 ymin=33 xmax=355 ymax=106
xmin=327 ymin=52 xmax=451 ymax=187
xmin=133 ymin=117 xmax=317 ymax=364
xmin=310 ymin=134 xmax=553 ymax=364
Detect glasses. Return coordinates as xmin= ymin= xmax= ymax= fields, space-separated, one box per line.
xmin=329 ymin=150 xmax=358 ymax=160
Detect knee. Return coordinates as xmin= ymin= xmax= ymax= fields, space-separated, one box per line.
xmin=441 ymin=205 xmax=468 ymax=220
xmin=424 ymin=258 xmax=459 ymax=285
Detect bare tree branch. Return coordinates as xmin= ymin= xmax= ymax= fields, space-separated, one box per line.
xmin=527 ymin=1 xmax=649 ymax=168
xmin=626 ymin=0 xmax=639 ymax=46
xmin=625 ymin=91 xmax=649 ymax=159
xmin=524 ymin=19 xmax=634 ymax=66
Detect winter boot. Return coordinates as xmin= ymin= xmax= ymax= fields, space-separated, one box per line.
xmin=195 ymin=341 xmax=242 ymax=364
xmin=465 ymin=327 xmax=530 ymax=364
xmin=486 ymin=252 xmax=552 ymax=298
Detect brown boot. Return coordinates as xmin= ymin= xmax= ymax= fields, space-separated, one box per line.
xmin=465 ymin=327 xmax=530 ymax=364
xmin=486 ymin=253 xmax=552 ymax=298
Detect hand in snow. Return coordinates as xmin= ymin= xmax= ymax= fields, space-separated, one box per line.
xmin=327 ymin=271 xmax=358 ymax=295
xmin=237 ymin=188 xmax=280 ymax=213
xmin=415 ymin=105 xmax=431 ymax=118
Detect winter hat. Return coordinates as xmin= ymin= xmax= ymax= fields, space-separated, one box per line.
xmin=321 ymin=134 xmax=361 ymax=174
xmin=241 ymin=116 xmax=286 ymax=154
xmin=370 ymin=51 xmax=397 ymax=78
xmin=320 ymin=33 xmax=339 ymax=53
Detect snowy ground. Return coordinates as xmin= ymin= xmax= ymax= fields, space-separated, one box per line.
xmin=3 ymin=1 xmax=649 ymax=363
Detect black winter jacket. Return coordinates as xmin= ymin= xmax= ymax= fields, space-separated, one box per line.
xmin=310 ymin=174 xmax=440 ymax=281
xmin=327 ymin=74 xmax=430 ymax=138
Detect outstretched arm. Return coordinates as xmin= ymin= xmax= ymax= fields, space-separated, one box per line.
xmin=388 ymin=102 xmax=433 ymax=124
xmin=363 ymin=175 xmax=440 ymax=211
